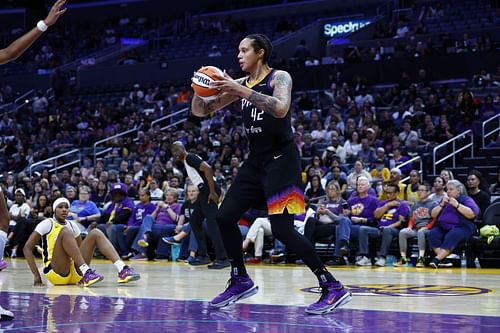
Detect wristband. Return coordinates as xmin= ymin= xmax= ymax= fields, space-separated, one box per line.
xmin=37 ymin=20 xmax=48 ymax=32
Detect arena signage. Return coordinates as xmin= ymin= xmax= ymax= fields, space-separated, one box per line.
xmin=323 ymin=20 xmax=371 ymax=38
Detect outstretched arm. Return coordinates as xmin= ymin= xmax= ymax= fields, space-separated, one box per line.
xmin=0 ymin=0 xmax=67 ymax=65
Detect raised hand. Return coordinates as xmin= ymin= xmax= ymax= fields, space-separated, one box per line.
xmin=44 ymin=0 xmax=68 ymax=26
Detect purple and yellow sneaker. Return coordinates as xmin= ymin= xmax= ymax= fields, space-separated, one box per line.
xmin=210 ymin=273 xmax=258 ymax=308
xmin=305 ymin=281 xmax=352 ymax=315
xmin=82 ymin=269 xmax=104 ymax=287
xmin=117 ymin=266 xmax=141 ymax=283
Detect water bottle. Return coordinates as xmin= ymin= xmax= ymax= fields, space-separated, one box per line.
xmin=461 ymin=250 xmax=467 ymax=269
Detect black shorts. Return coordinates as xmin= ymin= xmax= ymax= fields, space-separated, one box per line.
xmin=230 ymin=142 xmax=305 ymax=215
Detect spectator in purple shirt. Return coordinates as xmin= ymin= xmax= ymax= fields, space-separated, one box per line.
xmin=345 ymin=176 xmax=378 ymax=261
xmin=95 ymin=183 xmax=134 ymax=253
xmin=428 ymin=180 xmax=479 ymax=268
xmin=119 ymin=188 xmax=156 ymax=259
xmin=132 ymin=188 xmax=181 ymax=260
xmin=356 ymin=183 xmax=409 ymax=267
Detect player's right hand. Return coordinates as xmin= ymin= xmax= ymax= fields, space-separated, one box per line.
xmin=34 ymin=278 xmax=45 ymax=287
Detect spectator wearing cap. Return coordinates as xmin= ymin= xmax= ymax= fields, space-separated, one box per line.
xmin=95 ymin=183 xmax=135 ymax=252
xmin=69 ymin=186 xmax=101 ymax=233
xmin=7 ymin=189 xmax=32 ymax=258
xmin=365 ymin=128 xmax=382 ymax=149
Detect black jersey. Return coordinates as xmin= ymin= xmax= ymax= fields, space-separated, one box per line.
xmin=241 ymin=69 xmax=294 ymax=156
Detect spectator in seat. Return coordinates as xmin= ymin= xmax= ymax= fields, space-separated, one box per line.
xmin=379 ymin=168 xmax=406 ymax=201
xmin=395 ymin=183 xmax=437 ymax=267
xmin=356 ymin=138 xmax=376 ymax=166
xmin=94 ymin=183 xmax=134 ymax=252
xmin=429 ymin=180 xmax=479 ymax=268
xmin=119 ymin=188 xmax=156 ymax=259
xmin=133 ymin=188 xmax=181 ymax=260
xmin=429 ymin=176 xmax=447 ymax=204
xmin=149 ymin=178 xmax=164 ymax=201
xmin=489 ymin=171 xmax=500 ymax=194
xmin=439 ymin=169 xmax=454 ymax=186
xmin=345 ymin=176 xmax=379 ymax=259
xmin=242 ymin=216 xmax=272 ymax=264
xmin=6 ymin=189 xmax=33 ymax=258
xmin=69 ymin=185 xmax=101 ymax=234
xmin=466 ymin=170 xmax=491 ymax=221
xmin=304 ymin=181 xmax=350 ymax=265
xmin=405 ymin=170 xmax=421 ymax=206
xmin=356 ymin=183 xmax=409 ymax=267
xmin=347 ymin=160 xmax=372 ymax=191
xmin=305 ymin=175 xmax=326 ymax=203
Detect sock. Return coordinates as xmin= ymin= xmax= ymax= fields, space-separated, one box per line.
xmin=231 ymin=263 xmax=247 ymax=277
xmin=79 ymin=263 xmax=90 ymax=275
xmin=313 ymin=266 xmax=337 ymax=284
xmin=0 ymin=230 xmax=7 ymax=261
xmin=114 ymin=260 xmax=125 ymax=272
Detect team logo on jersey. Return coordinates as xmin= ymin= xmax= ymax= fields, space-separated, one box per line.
xmin=301 ymin=284 xmax=493 ymax=297
xmin=351 ymin=203 xmax=365 ymax=216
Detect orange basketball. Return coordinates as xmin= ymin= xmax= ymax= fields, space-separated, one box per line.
xmin=191 ymin=66 xmax=224 ymax=100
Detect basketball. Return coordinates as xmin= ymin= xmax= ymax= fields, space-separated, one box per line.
xmin=191 ymin=66 xmax=224 ymax=100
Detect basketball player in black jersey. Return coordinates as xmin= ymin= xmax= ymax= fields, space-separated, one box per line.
xmin=0 ymin=0 xmax=67 ymax=321
xmin=191 ymin=34 xmax=351 ymax=314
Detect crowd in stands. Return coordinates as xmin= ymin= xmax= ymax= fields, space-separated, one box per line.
xmin=1 ymin=56 xmax=500 ymax=267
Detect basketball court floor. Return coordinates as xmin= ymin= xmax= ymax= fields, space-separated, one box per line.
xmin=1 ymin=258 xmax=499 ymax=332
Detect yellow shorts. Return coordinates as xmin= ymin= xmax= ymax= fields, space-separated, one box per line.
xmin=44 ymin=260 xmax=82 ymax=285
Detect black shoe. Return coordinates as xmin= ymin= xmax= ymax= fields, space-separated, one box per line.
xmin=339 ymin=245 xmax=350 ymax=256
xmin=270 ymin=250 xmax=286 ymax=263
xmin=207 ymin=259 xmax=230 ymax=269
xmin=326 ymin=257 xmax=347 ymax=266
xmin=429 ymin=258 xmax=440 ymax=268
xmin=189 ymin=256 xmax=211 ymax=266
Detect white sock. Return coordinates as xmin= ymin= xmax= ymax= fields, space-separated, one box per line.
xmin=114 ymin=260 xmax=125 ymax=272
xmin=79 ymin=263 xmax=90 ymax=275
xmin=0 ymin=230 xmax=7 ymax=261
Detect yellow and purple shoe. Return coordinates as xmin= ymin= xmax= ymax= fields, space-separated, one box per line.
xmin=82 ymin=269 xmax=104 ymax=287
xmin=117 ymin=266 xmax=141 ymax=283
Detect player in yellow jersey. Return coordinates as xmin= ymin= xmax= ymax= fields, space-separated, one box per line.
xmin=24 ymin=198 xmax=140 ymax=287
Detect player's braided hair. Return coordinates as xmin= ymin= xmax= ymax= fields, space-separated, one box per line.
xmin=245 ymin=34 xmax=273 ymax=64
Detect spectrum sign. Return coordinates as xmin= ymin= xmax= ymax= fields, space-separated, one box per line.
xmin=323 ymin=20 xmax=371 ymax=38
